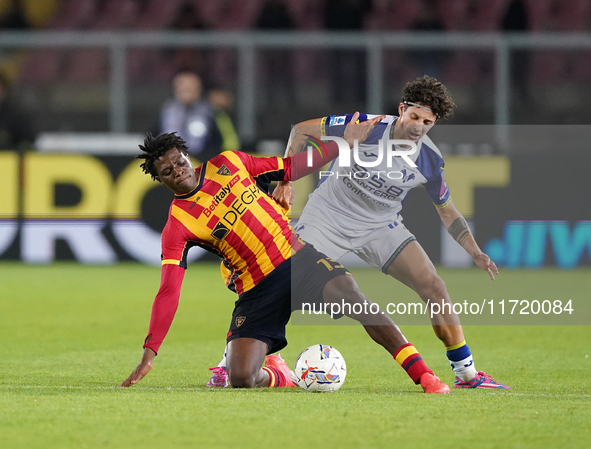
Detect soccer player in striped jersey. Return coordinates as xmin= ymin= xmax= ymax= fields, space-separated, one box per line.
xmin=269 ymin=76 xmax=510 ymax=390
xmin=119 ymin=114 xmax=450 ymax=393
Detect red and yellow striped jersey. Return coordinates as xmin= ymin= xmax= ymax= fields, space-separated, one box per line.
xmin=161 ymin=151 xmax=303 ymax=295
xmin=143 ymin=147 xmax=340 ymax=354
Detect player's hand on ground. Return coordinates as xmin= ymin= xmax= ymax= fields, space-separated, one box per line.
xmin=343 ymin=112 xmax=386 ymax=148
xmin=119 ymin=347 xmax=156 ymax=387
xmin=272 ymin=180 xmax=294 ymax=210
xmin=473 ymin=252 xmax=499 ymax=281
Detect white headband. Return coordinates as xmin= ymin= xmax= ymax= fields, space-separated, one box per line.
xmin=403 ymin=101 xmax=438 ymax=118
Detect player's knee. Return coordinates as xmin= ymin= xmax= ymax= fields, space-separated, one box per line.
xmin=323 ymin=274 xmax=362 ymax=304
xmin=342 ymin=290 xmax=367 ymax=308
xmin=420 ymin=274 xmax=447 ymax=300
xmin=228 ymin=368 xmax=258 ymax=388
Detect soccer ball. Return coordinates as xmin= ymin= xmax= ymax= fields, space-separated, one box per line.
xmin=294 ymin=344 xmax=347 ymax=392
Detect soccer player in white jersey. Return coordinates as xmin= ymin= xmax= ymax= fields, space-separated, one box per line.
xmin=208 ymin=75 xmax=510 ymax=390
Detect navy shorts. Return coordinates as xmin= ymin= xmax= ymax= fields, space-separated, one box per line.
xmin=226 ymin=244 xmax=349 ymax=353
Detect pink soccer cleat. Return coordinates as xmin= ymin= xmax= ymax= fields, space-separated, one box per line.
xmin=420 ymin=372 xmax=451 ymax=394
xmin=454 ymin=371 xmax=511 ymax=390
xmin=206 ymin=366 xmax=229 ymax=387
xmin=264 ymin=354 xmax=298 ymax=387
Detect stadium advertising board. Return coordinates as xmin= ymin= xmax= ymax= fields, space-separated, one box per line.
xmin=0 ymin=151 xmax=207 ymax=264
xmin=1 ymin=125 xmax=590 ymax=267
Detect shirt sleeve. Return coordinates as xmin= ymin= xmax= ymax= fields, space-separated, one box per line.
xmin=160 ymin=215 xmax=194 ymax=269
xmin=232 ymin=147 xmax=340 ymax=182
xmin=234 ymin=151 xmax=286 ymax=181
xmin=322 ymin=113 xmax=369 ymax=137
xmin=142 ymin=216 xmax=190 ymax=354
xmin=143 ymin=263 xmax=186 ymax=354
xmin=424 ymin=169 xmax=451 ymax=208
xmin=414 ymin=141 xmax=451 ymax=208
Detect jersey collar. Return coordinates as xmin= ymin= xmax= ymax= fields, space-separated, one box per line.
xmin=389 ymin=117 xmax=398 ymax=139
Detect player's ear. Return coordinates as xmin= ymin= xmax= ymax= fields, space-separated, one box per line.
xmin=398 ymin=102 xmax=405 ymax=116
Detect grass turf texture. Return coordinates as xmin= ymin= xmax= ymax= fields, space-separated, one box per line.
xmin=0 ymin=262 xmax=589 ymax=449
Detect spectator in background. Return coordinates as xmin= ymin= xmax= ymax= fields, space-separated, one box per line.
xmin=502 ymin=0 xmax=529 ymax=31
xmin=0 ymin=72 xmax=36 ymax=150
xmin=0 ymin=0 xmax=30 ymax=29
xmin=158 ymin=72 xmax=222 ymax=161
xmin=255 ymin=0 xmax=295 ymax=107
xmin=170 ymin=2 xmax=209 ymax=84
xmin=502 ymin=0 xmax=530 ymax=101
xmin=256 ymin=0 xmax=294 ymax=29
xmin=412 ymin=0 xmax=445 ymax=79
xmin=208 ymin=88 xmax=240 ymax=153
xmin=324 ymin=0 xmax=372 ymax=104
xmin=324 ymin=0 xmax=371 ymax=30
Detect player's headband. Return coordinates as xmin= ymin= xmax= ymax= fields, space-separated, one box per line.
xmin=403 ymin=101 xmax=438 ymax=118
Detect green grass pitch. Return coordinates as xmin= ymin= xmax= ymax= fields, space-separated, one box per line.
xmin=1 ymin=262 xmax=589 ymax=449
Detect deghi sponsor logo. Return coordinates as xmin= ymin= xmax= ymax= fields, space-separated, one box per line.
xmin=209 ymin=183 xmax=261 ymax=241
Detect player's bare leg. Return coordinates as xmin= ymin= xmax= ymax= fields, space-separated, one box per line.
xmin=226 ymin=338 xmax=296 ymax=388
xmin=386 ymin=240 xmax=510 ymax=389
xmin=226 ymin=338 xmax=269 ymax=388
xmin=386 ymin=240 xmax=475 ymax=382
xmin=322 ymin=274 xmax=408 ymax=351
xmin=322 ymin=275 xmax=449 ymax=393
xmin=386 ymin=240 xmax=464 ymax=347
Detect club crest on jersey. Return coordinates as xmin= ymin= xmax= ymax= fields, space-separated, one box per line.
xmin=235 ymin=316 xmax=246 ymax=327
xmin=211 ymin=221 xmax=230 ymax=240
xmin=217 ymin=165 xmax=232 ymax=176
xmin=400 ymin=169 xmax=416 ymax=183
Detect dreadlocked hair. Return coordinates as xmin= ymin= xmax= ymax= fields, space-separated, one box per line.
xmin=137 ymin=132 xmax=189 ymax=180
xmin=401 ymin=75 xmax=455 ymax=120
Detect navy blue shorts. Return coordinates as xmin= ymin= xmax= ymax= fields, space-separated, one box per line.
xmin=226 ymin=244 xmax=349 ymax=353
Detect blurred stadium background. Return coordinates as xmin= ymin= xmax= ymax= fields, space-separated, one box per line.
xmin=0 ymin=0 xmax=590 ymax=269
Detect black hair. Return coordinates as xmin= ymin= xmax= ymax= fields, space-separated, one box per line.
xmin=401 ymin=75 xmax=455 ymax=120
xmin=137 ymin=132 xmax=189 ymax=180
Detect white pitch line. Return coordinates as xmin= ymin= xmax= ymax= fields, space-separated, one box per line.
xmin=0 ymin=385 xmax=589 ymax=399
xmin=491 ymin=392 xmax=590 ymax=398
xmin=0 ymin=385 xmax=211 ymax=391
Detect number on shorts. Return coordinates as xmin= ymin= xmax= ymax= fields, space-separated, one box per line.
xmin=317 ymin=257 xmax=345 ymax=272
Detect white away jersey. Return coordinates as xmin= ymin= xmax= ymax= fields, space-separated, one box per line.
xmin=301 ymin=113 xmax=451 ymax=233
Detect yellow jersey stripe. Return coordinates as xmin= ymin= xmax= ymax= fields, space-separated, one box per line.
xmin=171 ymin=205 xmax=202 ymax=236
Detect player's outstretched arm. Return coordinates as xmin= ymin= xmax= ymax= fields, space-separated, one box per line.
xmin=119 ymin=264 xmax=185 ymax=387
xmin=273 ymin=112 xmax=385 ymax=207
xmin=436 ymin=200 xmax=499 ymax=280
xmin=282 ymin=112 xmax=385 ymax=158
xmin=272 ymin=117 xmax=324 ymax=209
xmin=119 ymin=347 xmax=156 ymax=387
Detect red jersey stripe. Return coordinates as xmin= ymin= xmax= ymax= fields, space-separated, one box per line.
xmin=240 ymin=209 xmax=284 ymax=266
